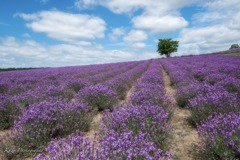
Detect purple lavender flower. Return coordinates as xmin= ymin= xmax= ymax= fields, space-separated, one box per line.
xmin=197 ymin=112 xmax=240 ymax=159
xmin=102 ymin=105 xmax=171 ymax=148
xmin=76 ymin=84 xmax=118 ymax=111
xmin=13 ymin=99 xmax=92 ymax=155
xmin=34 ymin=131 xmax=172 ymax=160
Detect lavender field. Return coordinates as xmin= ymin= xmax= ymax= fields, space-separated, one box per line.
xmin=0 ymin=54 xmax=240 ymax=160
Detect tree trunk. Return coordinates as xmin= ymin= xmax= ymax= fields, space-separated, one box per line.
xmin=166 ymin=53 xmax=171 ymax=58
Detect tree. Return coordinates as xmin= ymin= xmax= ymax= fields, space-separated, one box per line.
xmin=157 ymin=38 xmax=179 ymax=57
xmin=230 ymin=44 xmax=239 ymax=49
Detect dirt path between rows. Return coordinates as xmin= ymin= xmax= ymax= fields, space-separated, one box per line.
xmin=85 ymin=113 xmax=102 ymax=142
xmin=119 ymin=86 xmax=134 ymax=107
xmin=0 ymin=131 xmax=10 ymax=160
xmin=0 ymin=131 xmax=8 ymax=137
xmin=118 ymin=78 xmax=142 ymax=107
xmin=85 ymin=76 xmax=142 ymax=142
xmin=161 ymin=64 xmax=199 ymax=160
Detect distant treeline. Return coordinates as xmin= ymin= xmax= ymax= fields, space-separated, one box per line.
xmin=0 ymin=67 xmax=49 ymax=72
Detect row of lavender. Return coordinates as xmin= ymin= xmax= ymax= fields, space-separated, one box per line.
xmin=0 ymin=61 xmax=140 ymax=130
xmin=0 ymin=60 xmax=150 ymax=158
xmin=161 ymin=55 xmax=240 ymax=159
xmin=34 ymin=59 xmax=173 ymax=159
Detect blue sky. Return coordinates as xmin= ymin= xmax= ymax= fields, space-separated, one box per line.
xmin=0 ymin=0 xmax=240 ymax=68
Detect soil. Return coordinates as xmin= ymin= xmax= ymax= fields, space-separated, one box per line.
xmin=118 ymin=76 xmax=143 ymax=107
xmin=85 ymin=113 xmax=102 ymax=142
xmin=0 ymin=131 xmax=8 ymax=137
xmin=0 ymin=130 xmax=10 ymax=160
xmin=161 ymin=64 xmax=199 ymax=160
xmin=119 ymin=86 xmax=135 ymax=107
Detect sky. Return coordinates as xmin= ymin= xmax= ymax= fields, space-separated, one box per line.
xmin=0 ymin=0 xmax=240 ymax=68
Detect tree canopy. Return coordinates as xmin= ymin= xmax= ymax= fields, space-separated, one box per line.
xmin=230 ymin=44 xmax=239 ymax=49
xmin=157 ymin=38 xmax=179 ymax=57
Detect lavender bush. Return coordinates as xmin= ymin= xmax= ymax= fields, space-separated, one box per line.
xmin=33 ymin=59 xmax=173 ymax=160
xmin=103 ymin=61 xmax=149 ymax=100
xmin=4 ymin=54 xmax=240 ymax=159
xmin=205 ymin=73 xmax=229 ymax=85
xmin=189 ymin=90 xmax=240 ymax=125
xmin=130 ymin=60 xmax=172 ymax=111
xmin=0 ymin=95 xmax=14 ymax=129
xmin=99 ymin=131 xmax=172 ymax=160
xmin=12 ymin=99 xmax=92 ymax=157
xmin=0 ymin=60 xmax=140 ymax=130
xmin=34 ymin=131 xmax=172 ymax=160
xmin=176 ymin=83 xmax=201 ymax=108
xmin=130 ymin=88 xmax=169 ymax=108
xmin=197 ymin=112 xmax=240 ymax=159
xmin=66 ymin=79 xmax=90 ymax=93
xmin=161 ymin=55 xmax=240 ymax=158
xmin=0 ymin=83 xmax=8 ymax=94
xmin=218 ymin=77 xmax=240 ymax=93
xmin=76 ymin=84 xmax=118 ymax=111
xmin=161 ymin=55 xmax=240 ymax=115
xmin=102 ymin=105 xmax=171 ymax=149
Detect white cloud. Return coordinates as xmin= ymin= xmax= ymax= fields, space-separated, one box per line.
xmin=133 ymin=14 xmax=188 ymax=33
xmin=123 ymin=30 xmax=148 ymax=49
xmin=0 ymin=37 xmax=48 ymax=57
xmin=108 ymin=28 xmax=125 ymax=41
xmin=178 ymin=25 xmax=240 ymax=54
xmin=79 ymin=0 xmax=194 ymax=15
xmin=74 ymin=0 xmax=97 ymax=9
xmin=132 ymin=42 xmax=146 ymax=49
xmin=98 ymin=0 xmax=145 ymax=14
xmin=75 ymin=0 xmax=192 ymax=34
xmin=229 ymin=12 xmax=240 ymax=30
xmin=127 ymin=1 xmax=190 ymax=34
xmin=123 ymin=30 xmax=147 ymax=43
xmin=0 ymin=37 xmax=158 ymax=68
xmin=193 ymin=0 xmax=240 ymax=24
xmin=177 ymin=0 xmax=240 ymax=55
xmin=180 ymin=26 xmax=240 ymax=44
xmin=204 ymin=0 xmax=239 ymax=10
xmin=17 ymin=10 xmax=106 ymax=43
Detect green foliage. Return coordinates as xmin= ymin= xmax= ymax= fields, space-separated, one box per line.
xmin=224 ymin=84 xmax=240 ymax=93
xmin=0 ymin=85 xmax=8 ymax=94
xmin=190 ymin=104 xmax=240 ymax=127
xmin=89 ymin=94 xmax=118 ymax=111
xmin=230 ymin=44 xmax=239 ymax=49
xmin=0 ymin=102 xmax=19 ymax=130
xmin=190 ymin=104 xmax=217 ymax=126
xmin=176 ymin=93 xmax=195 ymax=108
xmin=206 ymin=77 xmax=219 ymax=85
xmin=14 ymin=110 xmax=93 ymax=157
xmin=197 ymin=134 xmax=240 ymax=160
xmin=80 ymin=92 xmax=118 ymax=111
xmin=193 ymin=73 xmax=205 ymax=81
xmin=157 ymin=38 xmax=179 ymax=57
xmin=114 ymin=86 xmax=128 ymax=100
xmin=0 ymin=68 xmax=42 ymax=72
xmin=229 ymin=52 xmax=240 ymax=56
xmin=71 ymin=83 xmax=84 ymax=93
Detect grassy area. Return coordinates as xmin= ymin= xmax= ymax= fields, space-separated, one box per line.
xmin=229 ymin=52 xmax=240 ymax=56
